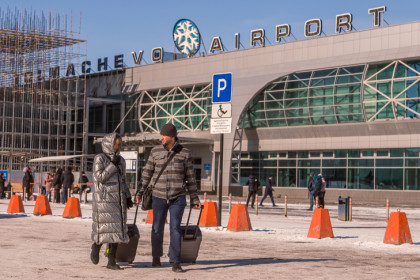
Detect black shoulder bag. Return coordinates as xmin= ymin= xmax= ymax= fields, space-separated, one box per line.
xmin=141 ymin=151 xmax=176 ymax=211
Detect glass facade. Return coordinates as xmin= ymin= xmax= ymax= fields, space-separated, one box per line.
xmin=242 ymin=60 xmax=420 ymax=128
xmin=137 ymin=84 xmax=212 ymax=133
xmin=131 ymin=59 xmax=420 ymax=191
xmin=232 ymin=59 xmax=420 ymax=190
xmin=233 ymin=149 xmax=420 ymax=190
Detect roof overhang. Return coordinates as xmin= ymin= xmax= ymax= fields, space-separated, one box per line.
xmin=29 ymin=154 xmax=95 ymax=163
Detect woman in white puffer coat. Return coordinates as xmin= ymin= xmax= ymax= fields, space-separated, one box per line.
xmin=90 ymin=132 xmax=133 ymax=270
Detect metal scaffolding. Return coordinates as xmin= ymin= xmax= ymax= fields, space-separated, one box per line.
xmin=0 ymin=7 xmax=86 ymax=172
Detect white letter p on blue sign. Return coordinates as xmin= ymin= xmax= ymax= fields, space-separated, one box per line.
xmin=213 ymin=73 xmax=232 ymax=103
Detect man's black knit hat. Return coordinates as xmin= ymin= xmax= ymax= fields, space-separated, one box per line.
xmin=160 ymin=123 xmax=177 ymax=137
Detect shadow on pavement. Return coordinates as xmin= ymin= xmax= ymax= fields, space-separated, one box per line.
xmin=118 ymin=262 xmax=155 ymax=269
xmin=333 ymin=226 xmax=386 ymax=229
xmin=183 ymin=257 xmax=337 ymax=271
xmin=0 ymin=213 xmax=27 ymax=219
xmin=333 ymin=236 xmax=359 ymax=239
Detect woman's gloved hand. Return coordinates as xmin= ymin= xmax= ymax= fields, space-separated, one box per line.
xmin=111 ymin=155 xmax=120 ymax=166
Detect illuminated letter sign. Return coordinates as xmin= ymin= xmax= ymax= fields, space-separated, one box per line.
xmin=210 ymin=37 xmax=224 ymax=53
xmin=336 ymin=13 xmax=352 ymax=33
xmin=368 ymin=6 xmax=386 ymax=27
xmin=151 ymin=47 xmax=163 ymax=63
xmin=131 ymin=50 xmax=143 ymax=65
xmin=97 ymin=57 xmax=108 ymax=71
xmin=276 ymin=24 xmax=290 ymax=42
xmin=66 ymin=64 xmax=75 ymax=76
xmin=82 ymin=61 xmax=91 ymax=74
xmin=250 ymin=29 xmax=265 ymax=47
xmin=235 ymin=33 xmax=240 ymax=50
xmin=305 ymin=19 xmax=322 ymax=37
xmin=114 ymin=54 xmax=124 ymax=68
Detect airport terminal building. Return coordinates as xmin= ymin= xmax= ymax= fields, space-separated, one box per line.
xmin=2 ymin=7 xmax=420 ymax=204
xmin=113 ymin=14 xmax=420 ymax=204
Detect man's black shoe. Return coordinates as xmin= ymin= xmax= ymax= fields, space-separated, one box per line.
xmin=171 ymin=262 xmax=183 ymax=273
xmin=152 ymin=257 xmax=161 ymax=267
xmin=106 ymin=262 xmax=121 ymax=270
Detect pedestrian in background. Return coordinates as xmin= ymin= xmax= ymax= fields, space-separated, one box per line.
xmin=245 ymin=174 xmax=259 ymax=208
xmin=44 ymin=170 xmax=54 ymax=202
xmin=61 ymin=166 xmax=74 ymax=204
xmin=79 ymin=171 xmax=91 ymax=193
xmin=91 ymin=132 xmax=133 ymax=270
xmin=22 ymin=167 xmax=33 ymax=200
xmin=0 ymin=173 xmax=5 ymax=199
xmin=307 ymin=172 xmax=316 ymax=210
xmin=260 ymin=175 xmax=276 ymax=207
xmin=136 ymin=123 xmax=201 ymax=273
xmin=52 ymin=167 xmax=63 ymax=203
xmin=318 ymin=174 xmax=326 ymax=208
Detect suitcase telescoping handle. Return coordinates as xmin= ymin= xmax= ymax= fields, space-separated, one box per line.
xmin=183 ymin=204 xmax=204 ymax=240
xmin=133 ymin=204 xmax=139 ymax=225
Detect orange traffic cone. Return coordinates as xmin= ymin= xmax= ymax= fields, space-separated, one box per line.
xmin=145 ymin=209 xmax=153 ymax=224
xmin=7 ymin=195 xmax=25 ymax=214
xmin=62 ymin=197 xmax=82 ymax=218
xmin=307 ymin=208 xmax=334 ymax=239
xmin=145 ymin=210 xmax=167 ymax=224
xmin=33 ymin=195 xmax=52 ymax=216
xmin=227 ymin=202 xmax=252 ymax=231
xmin=383 ymin=210 xmax=413 ymax=245
xmin=199 ymin=201 xmax=218 ymax=227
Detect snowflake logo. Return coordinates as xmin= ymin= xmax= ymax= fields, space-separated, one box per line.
xmin=173 ymin=19 xmax=201 ymax=57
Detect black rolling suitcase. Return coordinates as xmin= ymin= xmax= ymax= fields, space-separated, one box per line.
xmin=115 ymin=205 xmax=140 ymax=264
xmin=179 ymin=205 xmax=204 ymax=264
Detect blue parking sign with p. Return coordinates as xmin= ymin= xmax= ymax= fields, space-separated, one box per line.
xmin=212 ymin=73 xmax=232 ymax=103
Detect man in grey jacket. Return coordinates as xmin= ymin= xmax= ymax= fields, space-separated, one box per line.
xmin=90 ymin=132 xmax=133 ymax=270
xmin=136 ymin=123 xmax=201 ymax=273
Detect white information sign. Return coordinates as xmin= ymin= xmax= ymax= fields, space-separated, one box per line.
xmin=210 ymin=118 xmax=232 ymax=134
xmin=120 ymin=151 xmax=138 ymax=171
xmin=211 ymin=103 xmax=232 ymax=118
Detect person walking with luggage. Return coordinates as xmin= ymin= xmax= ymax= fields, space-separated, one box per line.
xmin=245 ymin=175 xmax=259 ymax=208
xmin=260 ymin=176 xmax=276 ymax=207
xmin=52 ymin=168 xmax=62 ymax=203
xmin=61 ymin=167 xmax=74 ymax=204
xmin=136 ymin=123 xmax=201 ymax=273
xmin=90 ymin=132 xmax=133 ymax=270
xmin=44 ymin=170 xmax=54 ymax=202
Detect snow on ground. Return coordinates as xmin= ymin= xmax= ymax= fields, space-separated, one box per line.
xmin=0 ymin=195 xmax=419 ymax=280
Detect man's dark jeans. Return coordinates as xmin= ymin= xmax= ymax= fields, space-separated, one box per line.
xmin=151 ymin=195 xmax=186 ymax=263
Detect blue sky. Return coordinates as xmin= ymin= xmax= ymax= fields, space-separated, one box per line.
xmin=2 ymin=0 xmax=420 ymax=68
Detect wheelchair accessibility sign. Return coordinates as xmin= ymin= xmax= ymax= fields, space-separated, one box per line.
xmin=211 ymin=103 xmax=231 ymax=118
xmin=212 ymin=73 xmax=232 ymax=103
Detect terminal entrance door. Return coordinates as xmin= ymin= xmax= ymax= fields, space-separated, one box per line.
xmin=195 ymin=168 xmax=202 ymax=190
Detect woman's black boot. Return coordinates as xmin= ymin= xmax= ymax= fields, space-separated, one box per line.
xmin=90 ymin=243 xmax=102 ymax=265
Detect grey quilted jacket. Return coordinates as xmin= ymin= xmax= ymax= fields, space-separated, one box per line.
xmin=138 ymin=142 xmax=200 ymax=206
xmin=91 ymin=133 xmax=131 ymax=244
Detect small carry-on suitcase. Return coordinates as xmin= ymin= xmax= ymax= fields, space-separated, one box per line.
xmin=179 ymin=205 xmax=204 ymax=264
xmin=115 ymin=205 xmax=140 ymax=264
